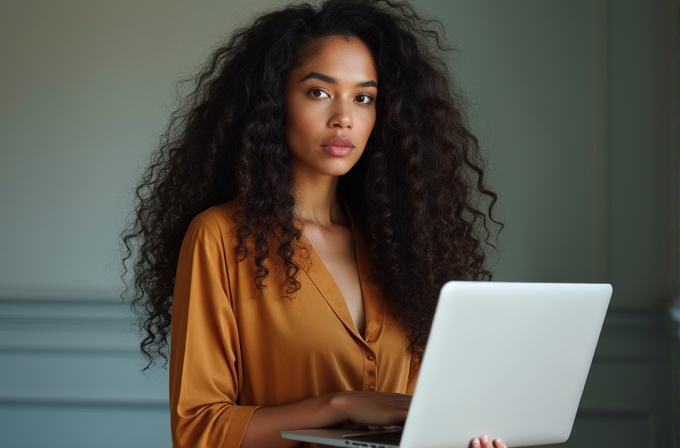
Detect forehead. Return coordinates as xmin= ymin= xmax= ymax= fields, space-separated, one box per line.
xmin=289 ymin=36 xmax=377 ymax=81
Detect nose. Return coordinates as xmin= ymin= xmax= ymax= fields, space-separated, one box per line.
xmin=328 ymin=99 xmax=353 ymax=129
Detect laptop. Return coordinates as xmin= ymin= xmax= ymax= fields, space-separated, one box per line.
xmin=281 ymin=281 xmax=612 ymax=448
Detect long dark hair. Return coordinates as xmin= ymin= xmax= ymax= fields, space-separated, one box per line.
xmin=122 ymin=0 xmax=501 ymax=368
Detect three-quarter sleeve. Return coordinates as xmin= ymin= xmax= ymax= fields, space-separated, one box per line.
xmin=169 ymin=214 xmax=259 ymax=448
xmin=405 ymin=355 xmax=420 ymax=396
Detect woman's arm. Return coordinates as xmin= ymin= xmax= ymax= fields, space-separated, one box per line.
xmin=241 ymin=391 xmax=411 ymax=448
xmin=242 ymin=393 xmax=509 ymax=448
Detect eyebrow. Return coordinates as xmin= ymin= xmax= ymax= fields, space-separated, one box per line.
xmin=299 ymin=72 xmax=378 ymax=88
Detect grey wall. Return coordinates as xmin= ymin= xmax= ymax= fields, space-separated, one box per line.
xmin=0 ymin=0 xmax=283 ymax=296
xmin=0 ymin=1 xmax=677 ymax=447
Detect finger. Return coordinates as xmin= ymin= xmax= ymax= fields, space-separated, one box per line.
xmin=468 ymin=438 xmax=481 ymax=448
xmin=492 ymin=439 xmax=506 ymax=448
xmin=480 ymin=435 xmax=492 ymax=448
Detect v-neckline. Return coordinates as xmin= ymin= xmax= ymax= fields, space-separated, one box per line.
xmin=295 ymin=208 xmax=384 ymax=344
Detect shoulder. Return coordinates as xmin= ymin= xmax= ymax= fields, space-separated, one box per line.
xmin=182 ymin=201 xmax=241 ymax=249
xmin=189 ymin=201 xmax=239 ymax=234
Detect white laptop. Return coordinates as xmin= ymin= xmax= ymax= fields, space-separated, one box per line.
xmin=281 ymin=281 xmax=612 ymax=448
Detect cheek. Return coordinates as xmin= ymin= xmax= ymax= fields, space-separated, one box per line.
xmin=286 ymin=106 xmax=318 ymax=144
xmin=286 ymin=120 xmax=307 ymax=150
xmin=361 ymin=112 xmax=377 ymax=138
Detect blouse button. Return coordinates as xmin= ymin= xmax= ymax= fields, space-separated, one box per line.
xmin=367 ymin=354 xmax=374 ymax=361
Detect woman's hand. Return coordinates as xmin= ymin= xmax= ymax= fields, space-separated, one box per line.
xmin=331 ymin=391 xmax=411 ymax=427
xmin=469 ymin=434 xmax=506 ymax=448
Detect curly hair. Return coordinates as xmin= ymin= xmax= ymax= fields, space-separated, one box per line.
xmin=121 ymin=0 xmax=500 ymax=368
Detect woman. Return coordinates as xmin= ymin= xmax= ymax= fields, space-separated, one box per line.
xmin=122 ymin=0 xmax=502 ymax=447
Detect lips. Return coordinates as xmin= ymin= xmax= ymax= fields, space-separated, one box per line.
xmin=321 ymin=137 xmax=355 ymax=157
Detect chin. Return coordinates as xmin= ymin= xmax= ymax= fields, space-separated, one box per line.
xmin=290 ymin=155 xmax=362 ymax=179
xmin=322 ymin=162 xmax=359 ymax=177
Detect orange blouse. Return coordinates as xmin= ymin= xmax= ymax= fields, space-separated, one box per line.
xmin=169 ymin=202 xmax=419 ymax=448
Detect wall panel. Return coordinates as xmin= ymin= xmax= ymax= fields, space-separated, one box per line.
xmin=0 ymin=297 xmax=169 ymax=448
xmin=1 ymin=299 xmax=675 ymax=448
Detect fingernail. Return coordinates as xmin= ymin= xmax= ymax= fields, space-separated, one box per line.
xmin=480 ymin=435 xmax=488 ymax=443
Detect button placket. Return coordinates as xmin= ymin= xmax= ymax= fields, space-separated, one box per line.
xmin=364 ymin=347 xmax=377 ymax=391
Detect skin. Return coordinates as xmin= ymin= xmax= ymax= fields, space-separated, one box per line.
xmin=240 ymin=35 xmax=506 ymax=448
xmin=284 ymin=35 xmax=378 ymax=335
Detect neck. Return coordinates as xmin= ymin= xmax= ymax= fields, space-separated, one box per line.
xmin=292 ymin=173 xmax=347 ymax=228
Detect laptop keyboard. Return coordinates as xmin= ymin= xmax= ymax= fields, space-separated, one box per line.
xmin=343 ymin=430 xmax=403 ymax=447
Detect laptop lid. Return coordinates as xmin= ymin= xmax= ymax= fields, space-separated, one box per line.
xmin=282 ymin=281 xmax=612 ymax=448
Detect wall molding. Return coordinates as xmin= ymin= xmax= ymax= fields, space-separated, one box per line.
xmin=601 ymin=307 xmax=672 ymax=338
xmin=595 ymin=307 xmax=674 ymax=362
xmin=0 ymin=397 xmax=167 ymax=409
xmin=2 ymin=296 xmax=673 ymax=355
xmin=0 ymin=295 xmax=166 ymax=409
xmin=1 ymin=297 xmax=673 ymax=424
xmin=589 ymin=0 xmax=609 ymax=283
xmin=0 ymin=295 xmax=139 ymax=354
xmin=664 ymin=0 xmax=680 ymax=298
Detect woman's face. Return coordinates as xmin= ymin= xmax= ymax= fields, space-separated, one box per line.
xmin=284 ymin=36 xmax=378 ymax=180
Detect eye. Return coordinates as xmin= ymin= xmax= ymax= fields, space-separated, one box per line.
xmin=355 ymin=94 xmax=374 ymax=105
xmin=309 ymin=88 xmax=330 ymax=99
